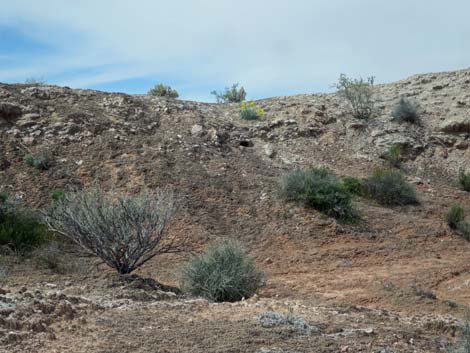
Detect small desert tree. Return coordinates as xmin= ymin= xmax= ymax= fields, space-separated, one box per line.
xmin=44 ymin=188 xmax=181 ymax=274
xmin=336 ymin=74 xmax=375 ymax=119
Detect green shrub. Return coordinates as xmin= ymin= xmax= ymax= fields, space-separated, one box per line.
xmin=280 ymin=167 xmax=357 ymax=221
xmin=180 ymin=240 xmax=265 ymax=302
xmin=211 ymin=83 xmax=246 ymax=103
xmin=335 ymin=74 xmax=375 ymax=119
xmin=240 ymin=101 xmax=265 ymax=120
xmin=446 ymin=204 xmax=465 ymax=230
xmin=0 ymin=192 xmax=7 ymax=203
xmin=363 ymin=169 xmax=418 ymax=206
xmin=386 ymin=144 xmax=402 ymax=168
xmin=0 ymin=207 xmax=49 ymax=252
xmin=340 ymin=176 xmax=363 ymax=195
xmin=51 ymin=190 xmax=66 ymax=202
xmin=459 ymin=169 xmax=470 ymax=192
xmin=457 ymin=221 xmax=470 ymax=241
xmin=147 ymin=83 xmax=179 ymax=98
xmin=25 ymin=153 xmax=50 ymax=170
xmin=391 ymin=97 xmax=420 ymax=124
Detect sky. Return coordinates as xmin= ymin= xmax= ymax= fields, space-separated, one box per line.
xmin=0 ymin=0 xmax=469 ymax=102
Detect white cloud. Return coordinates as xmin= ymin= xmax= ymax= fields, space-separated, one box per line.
xmin=1 ymin=0 xmax=470 ymax=100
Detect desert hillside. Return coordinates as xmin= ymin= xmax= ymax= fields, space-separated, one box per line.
xmin=1 ymin=68 xmax=470 ymax=352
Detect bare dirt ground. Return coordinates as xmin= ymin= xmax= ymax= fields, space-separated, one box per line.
xmin=1 ymin=68 xmax=470 ymax=352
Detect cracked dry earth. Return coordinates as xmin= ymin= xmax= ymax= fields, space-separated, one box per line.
xmin=1 ymin=68 xmax=470 ymax=352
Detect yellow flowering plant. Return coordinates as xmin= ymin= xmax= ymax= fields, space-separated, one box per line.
xmin=239 ymin=101 xmax=265 ymax=120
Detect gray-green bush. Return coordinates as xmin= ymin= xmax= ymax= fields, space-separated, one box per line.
xmin=340 ymin=176 xmax=363 ymax=195
xmin=180 ymin=240 xmax=265 ymax=302
xmin=449 ymin=319 xmax=470 ymax=353
xmin=44 ymin=188 xmax=180 ymax=274
xmin=25 ymin=153 xmax=50 ymax=170
xmin=280 ymin=167 xmax=357 ymax=221
xmin=446 ymin=204 xmax=465 ymax=230
xmin=335 ymin=74 xmax=375 ymax=119
xmin=363 ymin=169 xmax=418 ymax=206
xmin=211 ymin=83 xmax=246 ymax=103
xmin=459 ymin=169 xmax=470 ymax=192
xmin=392 ymin=97 xmax=420 ymax=124
xmin=148 ymin=83 xmax=179 ymax=98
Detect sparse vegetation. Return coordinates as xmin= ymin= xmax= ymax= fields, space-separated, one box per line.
xmin=51 ymin=190 xmax=66 ymax=202
xmin=363 ymin=169 xmax=418 ymax=206
xmin=32 ymin=241 xmax=63 ymax=272
xmin=392 ymin=97 xmax=420 ymax=124
xmin=239 ymin=101 xmax=265 ymax=120
xmin=446 ymin=204 xmax=465 ymax=229
xmin=340 ymin=176 xmax=363 ymax=195
xmin=211 ymin=83 xmax=246 ymax=103
xmin=449 ymin=318 xmax=470 ymax=353
xmin=386 ymin=144 xmax=402 ymax=168
xmin=445 ymin=204 xmax=470 ymax=240
xmin=44 ymin=188 xmax=180 ymax=274
xmin=457 ymin=221 xmax=470 ymax=241
xmin=24 ymin=77 xmax=47 ymax=85
xmin=180 ymin=239 xmax=265 ymax=302
xmin=280 ymin=167 xmax=357 ymax=221
xmin=0 ymin=195 xmax=49 ymax=253
xmin=25 ymin=153 xmax=51 ymax=170
xmin=335 ymin=74 xmax=375 ymax=119
xmin=147 ymin=83 xmax=179 ymax=98
xmin=459 ymin=169 xmax=470 ymax=192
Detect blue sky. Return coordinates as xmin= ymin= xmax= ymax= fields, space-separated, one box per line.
xmin=1 ymin=0 xmax=469 ymax=102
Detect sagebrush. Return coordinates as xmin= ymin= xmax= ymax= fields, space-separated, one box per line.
xmin=280 ymin=167 xmax=357 ymax=221
xmin=363 ymin=169 xmax=418 ymax=206
xmin=180 ymin=240 xmax=265 ymax=302
xmin=392 ymin=97 xmax=420 ymax=124
xmin=335 ymin=74 xmax=375 ymax=119
xmin=45 ymin=188 xmax=181 ymax=274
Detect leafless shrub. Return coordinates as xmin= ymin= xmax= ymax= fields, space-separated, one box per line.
xmin=44 ymin=188 xmax=182 ymax=274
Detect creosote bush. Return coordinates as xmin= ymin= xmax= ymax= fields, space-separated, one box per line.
xmin=336 ymin=74 xmax=375 ymax=119
xmin=363 ymin=169 xmax=418 ymax=206
xmin=392 ymin=97 xmax=420 ymax=124
xmin=25 ymin=153 xmax=50 ymax=170
xmin=446 ymin=204 xmax=465 ymax=230
xmin=147 ymin=83 xmax=179 ymax=98
xmin=45 ymin=188 xmax=180 ymax=274
xmin=459 ymin=169 xmax=470 ymax=192
xmin=211 ymin=83 xmax=246 ymax=103
xmin=280 ymin=167 xmax=357 ymax=222
xmin=180 ymin=239 xmax=265 ymax=302
xmin=240 ymin=101 xmax=265 ymax=120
